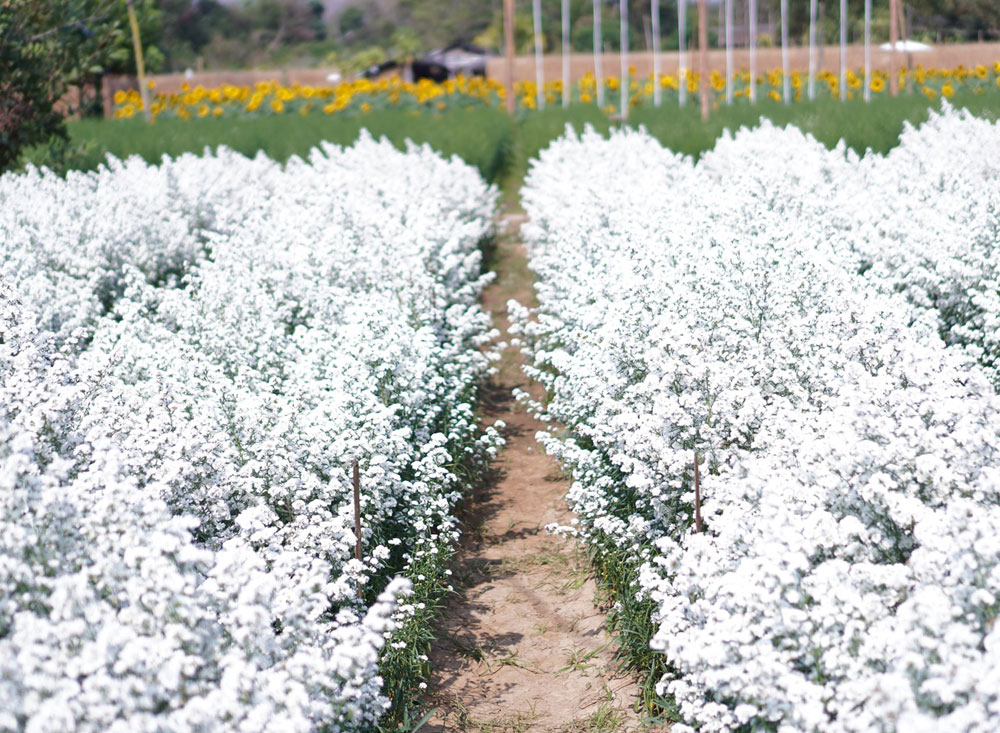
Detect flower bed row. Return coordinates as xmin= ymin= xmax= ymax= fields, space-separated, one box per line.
xmin=0 ymin=136 xmax=500 ymax=731
xmin=513 ymin=110 xmax=1000 ymax=731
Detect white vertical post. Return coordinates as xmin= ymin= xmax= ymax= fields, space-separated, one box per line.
xmin=725 ymin=0 xmax=733 ymax=104
xmin=781 ymin=0 xmax=790 ymax=102
xmin=652 ymin=0 xmax=661 ymax=106
xmin=840 ymin=0 xmax=847 ymax=100
xmin=563 ymin=0 xmax=571 ymax=107
xmin=620 ymin=0 xmax=629 ymax=118
xmin=594 ymin=0 xmax=605 ymax=107
xmin=864 ymin=0 xmax=871 ymax=102
xmin=749 ymin=0 xmax=757 ymax=103
xmin=678 ymin=0 xmax=687 ymax=106
xmin=533 ymin=0 xmax=545 ymax=109
xmin=808 ymin=0 xmax=817 ymax=100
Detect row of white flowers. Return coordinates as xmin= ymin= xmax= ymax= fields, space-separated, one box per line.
xmin=1 ymin=136 xmax=500 ymax=731
xmin=513 ymin=109 xmax=1000 ymax=731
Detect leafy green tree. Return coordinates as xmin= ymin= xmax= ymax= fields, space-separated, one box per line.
xmin=0 ymin=0 xmax=156 ymax=171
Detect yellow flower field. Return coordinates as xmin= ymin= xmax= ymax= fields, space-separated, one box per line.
xmin=113 ymin=62 xmax=1000 ymax=121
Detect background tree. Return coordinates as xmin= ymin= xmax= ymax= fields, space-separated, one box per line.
xmin=0 ymin=0 xmax=160 ymax=171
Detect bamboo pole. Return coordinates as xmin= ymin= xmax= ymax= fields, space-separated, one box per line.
xmin=840 ymin=0 xmax=847 ymax=100
xmin=678 ymin=0 xmax=687 ymax=107
xmin=889 ymin=0 xmax=899 ymax=95
xmin=749 ymin=0 xmax=757 ymax=103
xmin=620 ymin=0 xmax=629 ymax=120
xmin=594 ymin=0 xmax=605 ymax=107
xmin=533 ymin=0 xmax=545 ymax=108
xmin=698 ymin=0 xmax=708 ymax=120
xmin=126 ymin=0 xmax=151 ymax=123
xmin=781 ymin=0 xmax=790 ymax=103
xmin=808 ymin=0 xmax=817 ymax=100
xmin=562 ymin=0 xmax=571 ymax=107
xmin=652 ymin=0 xmax=661 ymax=106
xmin=504 ymin=0 xmax=516 ymax=115
xmin=724 ymin=0 xmax=733 ymax=104
xmin=864 ymin=0 xmax=872 ymax=102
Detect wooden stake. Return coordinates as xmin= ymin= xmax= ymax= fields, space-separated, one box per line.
xmin=353 ymin=460 xmax=363 ymax=600
xmin=693 ymin=451 xmax=703 ymax=533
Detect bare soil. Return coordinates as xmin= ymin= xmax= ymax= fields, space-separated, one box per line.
xmin=420 ymin=214 xmax=665 ymax=732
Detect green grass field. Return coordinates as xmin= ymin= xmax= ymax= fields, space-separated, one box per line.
xmin=21 ymin=90 xmax=1000 ymax=203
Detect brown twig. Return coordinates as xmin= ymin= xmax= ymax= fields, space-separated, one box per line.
xmin=693 ymin=451 xmax=703 ymax=533
xmin=353 ymin=460 xmax=363 ymax=600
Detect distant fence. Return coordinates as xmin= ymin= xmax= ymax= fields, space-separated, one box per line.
xmin=485 ymin=42 xmax=1000 ymax=84
xmin=100 ymin=42 xmax=1000 ymax=118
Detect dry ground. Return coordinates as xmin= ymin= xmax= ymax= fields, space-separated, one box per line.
xmin=419 ymin=214 xmax=667 ymax=732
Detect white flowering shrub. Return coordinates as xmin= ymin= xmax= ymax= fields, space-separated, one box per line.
xmin=852 ymin=104 xmax=1000 ymax=381
xmin=0 ymin=135 xmax=500 ymax=731
xmin=514 ymin=119 xmax=1000 ymax=732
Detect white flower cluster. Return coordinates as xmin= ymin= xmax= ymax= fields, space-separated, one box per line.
xmin=1 ymin=135 xmax=500 ymax=731
xmin=851 ymin=104 xmax=1000 ymax=382
xmin=513 ymin=114 xmax=1000 ymax=732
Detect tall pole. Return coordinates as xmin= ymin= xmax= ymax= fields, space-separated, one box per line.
xmin=652 ymin=0 xmax=661 ymax=106
xmin=678 ymin=0 xmax=687 ymax=106
xmin=594 ymin=0 xmax=605 ymax=107
xmin=781 ymin=0 xmax=790 ymax=103
xmin=504 ymin=0 xmax=516 ymax=115
xmin=699 ymin=0 xmax=708 ymax=120
xmin=724 ymin=0 xmax=733 ymax=104
xmin=620 ymin=0 xmax=629 ymax=119
xmin=749 ymin=0 xmax=757 ymax=103
xmin=808 ymin=0 xmax=817 ymax=100
xmin=562 ymin=0 xmax=571 ymax=107
xmin=840 ymin=0 xmax=847 ymax=100
xmin=889 ymin=0 xmax=899 ymax=95
xmin=533 ymin=0 xmax=545 ymax=109
xmin=864 ymin=0 xmax=872 ymax=102
xmin=126 ymin=0 xmax=152 ymax=123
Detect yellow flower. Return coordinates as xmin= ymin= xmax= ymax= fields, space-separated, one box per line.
xmin=271 ymin=100 xmax=285 ymax=113
xmin=213 ymin=106 xmax=224 ymax=117
xmin=113 ymin=90 xmax=127 ymax=105
xmin=361 ymin=102 xmax=372 ymax=113
xmin=580 ymin=92 xmax=592 ymax=103
xmin=768 ymin=89 xmax=781 ymax=102
xmin=941 ymin=82 xmax=955 ymax=98
xmin=870 ymin=76 xmax=885 ymax=93
xmin=197 ymin=104 xmax=210 ymax=118
xmin=922 ymin=85 xmax=937 ymax=100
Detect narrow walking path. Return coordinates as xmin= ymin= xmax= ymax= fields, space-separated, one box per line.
xmin=421 ymin=213 xmax=660 ymax=732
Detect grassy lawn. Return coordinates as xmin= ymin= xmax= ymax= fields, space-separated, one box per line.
xmin=24 ymin=105 xmax=516 ymax=186
xmin=20 ymin=90 xmax=1000 ymax=203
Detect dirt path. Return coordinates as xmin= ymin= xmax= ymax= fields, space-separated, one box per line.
xmin=421 ymin=213 xmax=658 ymax=732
